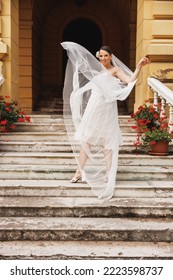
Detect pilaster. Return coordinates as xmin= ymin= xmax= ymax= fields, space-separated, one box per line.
xmin=135 ymin=0 xmax=173 ymax=110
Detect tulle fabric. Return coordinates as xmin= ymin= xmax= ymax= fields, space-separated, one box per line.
xmin=61 ymin=42 xmax=136 ymax=200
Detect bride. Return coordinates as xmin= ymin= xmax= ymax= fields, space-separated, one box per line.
xmin=61 ymin=42 xmax=149 ymax=200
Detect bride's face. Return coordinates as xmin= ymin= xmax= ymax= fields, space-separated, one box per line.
xmin=99 ymin=50 xmax=112 ymax=68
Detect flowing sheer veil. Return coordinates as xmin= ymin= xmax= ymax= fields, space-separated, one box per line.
xmin=61 ymin=41 xmax=136 ymax=200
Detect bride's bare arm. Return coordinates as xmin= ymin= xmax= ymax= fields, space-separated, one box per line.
xmin=113 ymin=57 xmax=149 ymax=83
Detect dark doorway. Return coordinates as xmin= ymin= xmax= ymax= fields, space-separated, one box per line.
xmin=62 ymin=18 xmax=102 ymax=77
xmin=63 ymin=18 xmax=102 ymax=54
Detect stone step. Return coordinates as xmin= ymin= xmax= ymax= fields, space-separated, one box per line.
xmin=29 ymin=115 xmax=133 ymax=124
xmin=36 ymin=108 xmax=63 ymax=113
xmin=0 ymin=131 xmax=136 ymax=142
xmin=0 ymin=142 xmax=172 ymax=153
xmin=1 ymin=152 xmax=173 ymax=165
xmin=0 ymin=217 xmax=172 ymax=242
xmin=13 ymin=122 xmax=134 ymax=133
xmin=0 ymin=132 xmax=69 ymax=142
xmin=0 ymin=132 xmax=137 ymax=143
xmin=0 ymin=196 xmax=172 ymax=218
xmin=15 ymin=122 xmax=68 ymax=132
xmin=0 ymin=164 xmax=172 ymax=180
xmin=0 ymin=141 xmax=73 ymax=152
xmin=0 ymin=240 xmax=173 ymax=259
xmin=0 ymin=141 xmax=139 ymax=153
xmin=0 ymin=179 xmax=172 ymax=198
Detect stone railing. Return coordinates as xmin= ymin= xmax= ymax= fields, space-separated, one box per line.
xmin=148 ymin=77 xmax=173 ymax=132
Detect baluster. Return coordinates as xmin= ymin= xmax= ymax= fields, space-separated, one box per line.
xmin=168 ymin=104 xmax=173 ymax=133
xmin=160 ymin=97 xmax=166 ymax=118
xmin=153 ymin=90 xmax=159 ymax=111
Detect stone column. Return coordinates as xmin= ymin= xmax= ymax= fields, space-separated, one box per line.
xmin=19 ymin=0 xmax=33 ymax=113
xmin=135 ymin=0 xmax=173 ymax=110
xmin=0 ymin=0 xmax=19 ymax=99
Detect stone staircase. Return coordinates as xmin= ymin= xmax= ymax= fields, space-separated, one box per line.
xmin=0 ymin=114 xmax=173 ymax=259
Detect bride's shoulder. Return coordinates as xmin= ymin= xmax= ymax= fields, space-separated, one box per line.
xmin=110 ymin=66 xmax=119 ymax=77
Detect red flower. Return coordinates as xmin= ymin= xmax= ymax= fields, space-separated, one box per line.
xmin=133 ymin=141 xmax=141 ymax=147
xmin=149 ymin=107 xmax=155 ymax=113
xmin=18 ymin=117 xmax=25 ymax=122
xmin=10 ymin=125 xmax=16 ymax=129
xmin=149 ymin=141 xmax=156 ymax=145
xmin=135 ymin=110 xmax=140 ymax=115
xmin=25 ymin=116 xmax=31 ymax=122
xmin=131 ymin=125 xmax=137 ymax=129
xmin=0 ymin=120 xmax=7 ymax=125
xmin=5 ymin=107 xmax=11 ymax=112
xmin=153 ymin=113 xmax=159 ymax=119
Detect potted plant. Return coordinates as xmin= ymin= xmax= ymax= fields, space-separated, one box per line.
xmin=0 ymin=95 xmax=30 ymax=132
xmin=130 ymin=101 xmax=173 ymax=155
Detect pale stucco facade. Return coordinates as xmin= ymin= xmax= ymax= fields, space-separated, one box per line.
xmin=0 ymin=0 xmax=173 ymax=113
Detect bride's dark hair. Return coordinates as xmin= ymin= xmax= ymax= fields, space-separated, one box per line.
xmin=99 ymin=46 xmax=112 ymax=55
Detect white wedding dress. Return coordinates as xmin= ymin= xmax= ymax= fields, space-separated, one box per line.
xmin=61 ymin=42 xmax=136 ymax=200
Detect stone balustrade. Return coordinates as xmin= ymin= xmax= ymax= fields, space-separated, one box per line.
xmin=148 ymin=77 xmax=173 ymax=132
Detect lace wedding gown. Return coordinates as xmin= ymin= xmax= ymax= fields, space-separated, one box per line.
xmin=61 ymin=42 xmax=136 ymax=200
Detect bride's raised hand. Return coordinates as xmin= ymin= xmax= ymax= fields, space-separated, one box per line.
xmin=137 ymin=57 xmax=149 ymax=68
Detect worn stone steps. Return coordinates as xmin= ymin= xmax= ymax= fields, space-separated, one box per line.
xmin=0 ymin=196 xmax=172 ymax=218
xmin=36 ymin=108 xmax=63 ymax=113
xmin=0 ymin=240 xmax=173 ymax=259
xmin=0 ymin=216 xmax=172 ymax=242
xmin=0 ymin=164 xmax=172 ymax=180
xmin=14 ymin=122 xmax=134 ymax=133
xmin=0 ymin=131 xmax=69 ymax=141
xmin=0 ymin=141 xmax=73 ymax=152
xmin=0 ymin=141 xmax=172 ymax=153
xmin=0 ymin=142 xmax=172 ymax=155
xmin=0 ymin=114 xmax=173 ymax=259
xmin=0 ymin=179 xmax=172 ymax=198
xmin=1 ymin=152 xmax=173 ymax=165
xmin=0 ymin=131 xmax=136 ymax=142
xmin=29 ymin=114 xmax=133 ymax=124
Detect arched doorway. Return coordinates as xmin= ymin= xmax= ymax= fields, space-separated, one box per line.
xmin=63 ymin=18 xmax=102 ymax=54
xmin=62 ymin=18 xmax=102 ymax=80
xmin=24 ymin=0 xmax=137 ymax=114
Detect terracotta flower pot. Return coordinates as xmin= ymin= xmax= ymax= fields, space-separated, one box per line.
xmin=149 ymin=141 xmax=169 ymax=156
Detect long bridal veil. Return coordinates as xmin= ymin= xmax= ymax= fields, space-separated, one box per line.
xmin=61 ymin=42 xmax=136 ymax=200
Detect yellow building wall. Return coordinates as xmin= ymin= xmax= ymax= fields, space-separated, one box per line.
xmin=0 ymin=0 xmax=19 ymax=101
xmin=135 ymin=0 xmax=173 ymax=110
xmin=19 ymin=0 xmax=32 ymax=113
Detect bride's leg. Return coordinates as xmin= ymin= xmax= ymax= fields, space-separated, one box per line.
xmin=78 ymin=147 xmax=89 ymax=169
xmin=71 ymin=146 xmax=90 ymax=183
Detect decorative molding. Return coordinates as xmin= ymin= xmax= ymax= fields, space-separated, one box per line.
xmin=151 ymin=68 xmax=173 ymax=83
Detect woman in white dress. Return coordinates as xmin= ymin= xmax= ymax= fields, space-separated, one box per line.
xmin=61 ymin=42 xmax=149 ymax=200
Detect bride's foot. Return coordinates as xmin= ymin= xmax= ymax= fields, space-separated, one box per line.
xmin=70 ymin=169 xmax=81 ymax=183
